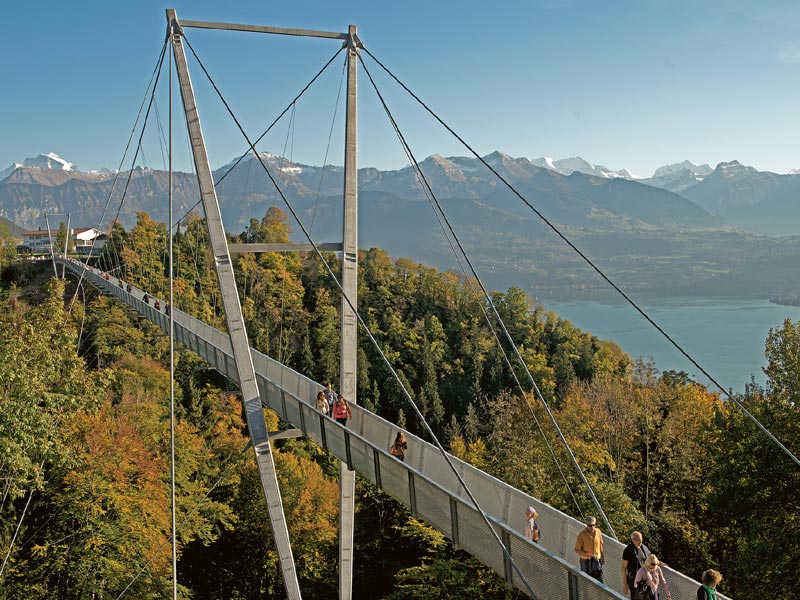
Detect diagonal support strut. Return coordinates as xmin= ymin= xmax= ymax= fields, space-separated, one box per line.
xmin=166 ymin=9 xmax=302 ymax=599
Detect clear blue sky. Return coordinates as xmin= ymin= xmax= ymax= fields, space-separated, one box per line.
xmin=2 ymin=0 xmax=799 ymax=177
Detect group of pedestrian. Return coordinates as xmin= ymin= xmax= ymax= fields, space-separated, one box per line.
xmin=140 ymin=292 xmax=169 ymax=314
xmin=568 ymin=517 xmax=723 ymax=599
xmin=310 ymin=383 xmax=722 ymax=599
xmin=313 ymin=384 xmax=408 ymax=462
xmin=315 ymin=383 xmax=353 ymax=427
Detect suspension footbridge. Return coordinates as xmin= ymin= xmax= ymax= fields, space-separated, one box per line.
xmin=60 ymin=258 xmax=727 ymax=600
xmin=44 ymin=8 xmax=792 ymax=598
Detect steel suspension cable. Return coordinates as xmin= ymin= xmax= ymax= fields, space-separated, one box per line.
xmin=311 ymin=55 xmax=347 ymax=229
xmin=359 ymin=55 xmax=603 ymax=532
xmin=115 ymin=442 xmax=251 ymax=599
xmin=383 ymin=89 xmax=586 ymax=519
xmin=361 ymin=48 xmax=800 ymax=470
xmin=169 ymin=46 xmax=345 ymax=233
xmin=168 ymin=42 xmax=178 ymax=600
xmin=182 ymin=35 xmax=539 ymax=599
xmin=68 ymin=36 xmax=170 ymax=311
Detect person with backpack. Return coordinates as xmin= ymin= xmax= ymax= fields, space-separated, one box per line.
xmin=389 ymin=431 xmax=407 ymax=461
xmin=622 ymin=531 xmax=651 ymax=598
xmin=696 ymin=569 xmax=723 ymax=600
xmin=634 ymin=554 xmax=671 ymax=600
xmin=332 ymin=395 xmax=352 ymax=426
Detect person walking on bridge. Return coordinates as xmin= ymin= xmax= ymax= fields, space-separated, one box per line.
xmin=332 ymin=395 xmax=352 ymax=426
xmin=315 ymin=391 xmax=329 ymax=415
xmin=575 ymin=516 xmax=604 ymax=582
xmin=390 ymin=431 xmax=407 ymax=461
xmin=524 ymin=506 xmax=540 ymax=543
xmin=634 ymin=554 xmax=671 ymax=600
xmin=323 ymin=383 xmax=337 ymax=418
xmin=622 ymin=531 xmax=651 ymax=598
xmin=696 ymin=569 xmax=722 ymax=600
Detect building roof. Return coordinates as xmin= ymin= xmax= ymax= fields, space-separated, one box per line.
xmin=21 ymin=229 xmax=59 ymax=236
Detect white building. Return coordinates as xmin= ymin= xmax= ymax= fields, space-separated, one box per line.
xmin=19 ymin=229 xmax=58 ymax=253
xmin=19 ymin=227 xmax=108 ymax=255
xmin=72 ymin=228 xmax=108 ymax=254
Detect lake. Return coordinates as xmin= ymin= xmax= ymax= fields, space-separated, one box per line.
xmin=537 ymin=295 xmax=800 ymax=393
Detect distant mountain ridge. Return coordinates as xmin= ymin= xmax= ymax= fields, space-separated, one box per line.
xmin=2 ymin=150 xmax=798 ymax=238
xmin=4 ymin=150 xmax=800 ymax=299
xmin=0 ymin=150 xmax=720 ymax=232
xmin=679 ymin=161 xmax=800 ymax=235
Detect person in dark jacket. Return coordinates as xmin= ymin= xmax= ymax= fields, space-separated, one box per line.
xmin=696 ymin=569 xmax=722 ymax=600
xmin=622 ymin=531 xmax=651 ymax=598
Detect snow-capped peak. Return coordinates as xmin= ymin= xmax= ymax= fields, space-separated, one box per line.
xmin=652 ymin=160 xmax=713 ymax=179
xmin=0 ymin=152 xmax=77 ymax=182
xmin=532 ymin=156 xmax=556 ymax=170
xmin=594 ymin=165 xmax=637 ymax=180
xmin=24 ymin=152 xmax=76 ymax=171
xmin=530 ymin=155 xmax=633 ymax=179
xmin=552 ymin=156 xmax=595 ymax=176
xmin=0 ymin=162 xmax=22 ymax=182
xmin=216 ymin=151 xmax=304 ymax=174
xmin=711 ymin=160 xmax=759 ymax=182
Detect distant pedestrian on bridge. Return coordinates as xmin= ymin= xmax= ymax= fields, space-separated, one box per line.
xmin=390 ymin=431 xmax=407 ymax=461
xmin=332 ymin=395 xmax=352 ymax=426
xmin=323 ymin=383 xmax=337 ymax=418
xmin=622 ymin=531 xmax=651 ymax=598
xmin=315 ymin=391 xmax=329 ymax=415
xmin=524 ymin=506 xmax=540 ymax=543
xmin=575 ymin=516 xmax=604 ymax=582
xmin=696 ymin=569 xmax=722 ymax=600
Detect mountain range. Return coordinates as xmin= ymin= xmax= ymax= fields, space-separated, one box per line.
xmin=3 ymin=151 xmax=798 ymax=235
xmin=2 ymin=151 xmax=800 ymax=299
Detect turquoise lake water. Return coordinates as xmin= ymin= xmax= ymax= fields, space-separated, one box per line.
xmin=537 ymin=296 xmax=800 ymax=393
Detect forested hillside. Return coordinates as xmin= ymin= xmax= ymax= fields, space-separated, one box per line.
xmin=0 ymin=207 xmax=796 ymax=598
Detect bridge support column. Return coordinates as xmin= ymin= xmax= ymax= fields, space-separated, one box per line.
xmin=338 ymin=24 xmax=359 ymax=600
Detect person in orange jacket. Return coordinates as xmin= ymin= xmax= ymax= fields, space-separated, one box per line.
xmin=332 ymin=395 xmax=352 ymax=426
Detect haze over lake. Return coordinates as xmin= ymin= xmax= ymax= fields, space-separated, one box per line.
xmin=538 ymin=295 xmax=800 ymax=393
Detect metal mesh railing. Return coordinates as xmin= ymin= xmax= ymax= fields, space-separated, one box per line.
xmin=66 ymin=259 xmax=729 ymax=600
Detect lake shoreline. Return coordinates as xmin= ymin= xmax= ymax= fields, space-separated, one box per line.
xmin=537 ymin=296 xmax=800 ymax=393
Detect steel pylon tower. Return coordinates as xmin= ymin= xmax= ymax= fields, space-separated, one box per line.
xmin=166 ymin=10 xmax=360 ymax=599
